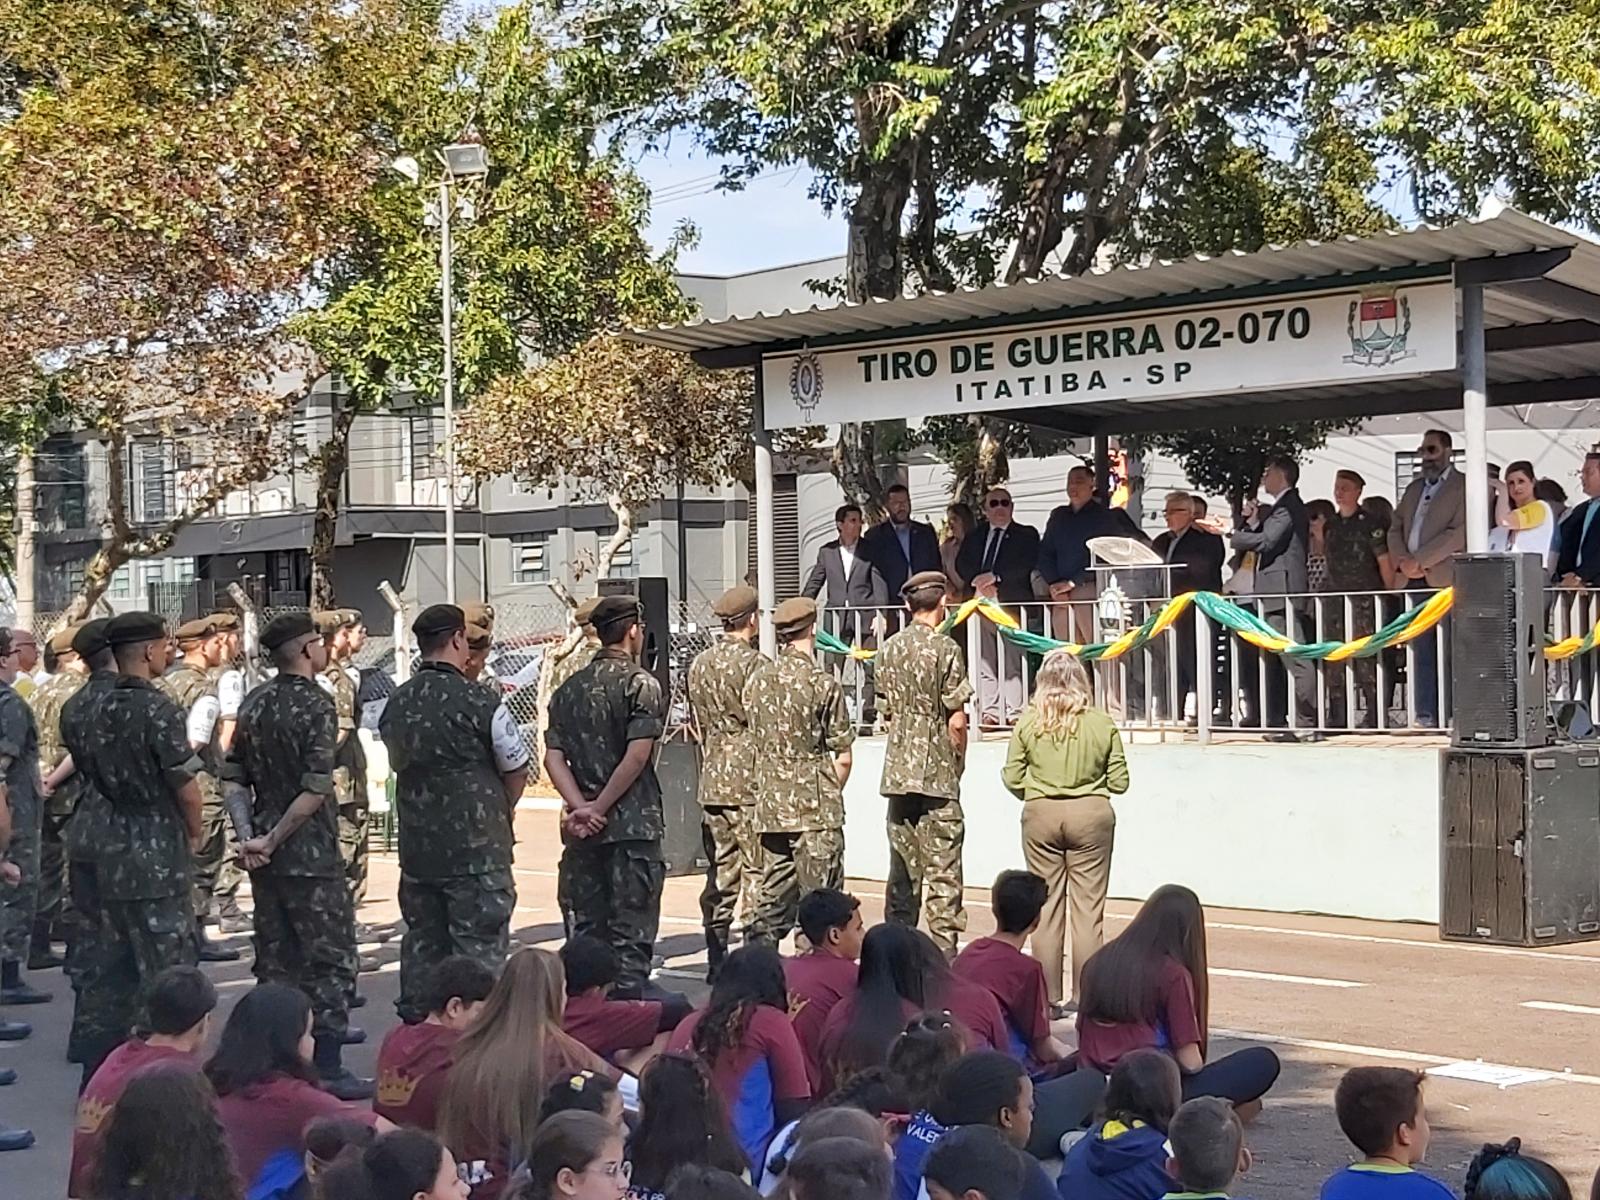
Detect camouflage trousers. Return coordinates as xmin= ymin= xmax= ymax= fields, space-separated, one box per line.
xmin=0 ymin=784 xmax=42 ymax=964
xmin=252 ymin=872 xmax=356 ymax=1043
xmin=191 ymin=785 xmax=243 ymax=923
xmin=699 ymin=806 xmax=757 ymax=963
xmin=66 ymin=859 xmax=105 ymax=1063
xmin=560 ymin=840 xmax=665 ymax=996
xmin=747 ymin=828 xmax=844 ymax=948
xmin=33 ymin=805 xmax=71 ymax=946
xmin=78 ymin=891 xmax=197 ymax=1071
xmin=884 ymin=794 xmax=967 ymax=958
xmin=396 ymin=868 xmax=515 ymax=1024
xmin=338 ymin=800 xmax=369 ymax=909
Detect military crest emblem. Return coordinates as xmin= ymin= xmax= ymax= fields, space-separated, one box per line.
xmin=1345 ymin=288 xmax=1414 ymax=367
xmin=790 ymin=349 xmax=823 ymax=420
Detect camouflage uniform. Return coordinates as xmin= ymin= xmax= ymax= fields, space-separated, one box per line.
xmin=0 ymin=680 xmax=41 ymax=969
xmin=222 ymin=674 xmax=355 ymax=1044
xmin=61 ymin=669 xmax=118 ymax=1062
xmin=28 ymin=667 xmax=85 ymax=946
xmin=548 ymin=640 xmax=598 ymax=696
xmin=69 ymin=677 xmax=201 ymax=1058
xmin=1322 ymin=508 xmax=1388 ymax=727
xmin=686 ymin=636 xmax=763 ymax=969
xmin=547 ymin=648 xmax=666 ymax=994
xmin=157 ymin=660 xmax=232 ymax=925
xmin=322 ymin=659 xmax=370 ymax=907
xmin=874 ymin=621 xmax=973 ymax=957
xmin=742 ymin=647 xmax=855 ymax=946
xmin=380 ymin=660 xmax=525 ymax=1022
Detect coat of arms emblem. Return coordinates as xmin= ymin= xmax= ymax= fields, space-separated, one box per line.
xmin=790 ymin=349 xmax=823 ymax=420
xmin=1345 ymin=288 xmax=1414 ymax=367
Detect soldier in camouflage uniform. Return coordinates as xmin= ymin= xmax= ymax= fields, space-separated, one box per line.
xmin=223 ymin=612 xmax=371 ymax=1099
xmin=380 ymin=604 xmax=530 ymax=1023
xmin=548 ymin=596 xmax=602 ymax=695
xmin=208 ymin=613 xmax=248 ymax=931
xmin=316 ymin=609 xmax=370 ymax=910
xmin=546 ymin=596 xmax=666 ymax=995
xmin=156 ymin=615 xmax=242 ymax=963
xmin=27 ymin=625 xmax=86 ymax=968
xmin=874 ymin=571 xmax=973 ymax=958
xmin=0 ymin=627 xmax=48 ymax=1007
xmin=742 ymin=597 xmax=855 ymax=947
xmin=461 ymin=602 xmax=502 ymax=701
xmin=686 ymin=585 xmax=764 ymax=980
xmin=69 ymin=612 xmax=203 ymax=1080
xmin=1323 ymin=470 xmax=1390 ymax=728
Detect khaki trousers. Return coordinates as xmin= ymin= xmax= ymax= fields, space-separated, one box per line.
xmin=1021 ymin=795 xmax=1116 ymax=1004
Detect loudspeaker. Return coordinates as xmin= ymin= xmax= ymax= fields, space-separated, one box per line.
xmin=1450 ymin=553 xmax=1547 ymax=748
xmin=653 ymin=735 xmax=709 ymax=878
xmin=599 ymin=576 xmax=670 ymax=700
xmin=1441 ymin=745 xmax=1600 ymax=945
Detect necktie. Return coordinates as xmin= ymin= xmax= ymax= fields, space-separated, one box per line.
xmin=982 ymin=527 xmax=1002 ymax=573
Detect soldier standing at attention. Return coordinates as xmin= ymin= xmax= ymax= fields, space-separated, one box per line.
xmin=545 ymin=596 xmax=666 ymax=996
xmin=874 ymin=571 xmax=973 ymax=958
xmin=27 ymin=626 xmax=87 ymax=971
xmin=0 ymin=626 xmax=48 ymax=1008
xmin=548 ymin=595 xmax=602 ymax=695
xmin=686 ymin=585 xmax=764 ymax=982
xmin=316 ymin=609 xmax=370 ymax=915
xmin=72 ymin=612 xmax=203 ymax=1080
xmin=223 ymin=613 xmax=371 ymax=1099
xmin=380 ymin=604 xmax=530 ymax=1023
xmin=157 ymin=615 xmax=242 ymax=963
xmin=742 ymin=597 xmax=855 ymax=947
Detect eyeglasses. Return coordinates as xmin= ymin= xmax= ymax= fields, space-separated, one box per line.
xmin=987 ymin=498 xmax=1012 ymax=509
xmin=585 ymin=1160 xmax=632 ymax=1187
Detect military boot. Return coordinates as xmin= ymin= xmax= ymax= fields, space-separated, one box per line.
xmin=313 ymin=1035 xmax=374 ymax=1101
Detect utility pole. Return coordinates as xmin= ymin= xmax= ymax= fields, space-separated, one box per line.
xmin=14 ymin=450 xmax=36 ymax=626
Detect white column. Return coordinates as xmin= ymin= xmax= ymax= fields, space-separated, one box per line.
xmin=1462 ymin=282 xmax=1489 ymax=554
xmin=752 ymin=369 xmax=777 ymax=656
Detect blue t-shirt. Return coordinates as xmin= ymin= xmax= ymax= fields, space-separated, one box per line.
xmin=894 ymin=1111 xmax=948 ymax=1200
xmin=1322 ymin=1164 xmax=1455 ymax=1200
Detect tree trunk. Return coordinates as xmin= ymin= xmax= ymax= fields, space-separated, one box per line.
xmin=310 ymin=400 xmax=358 ymax=610
xmin=832 ymin=423 xmax=888 ymax=523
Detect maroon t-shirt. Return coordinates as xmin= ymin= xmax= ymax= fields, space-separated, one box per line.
xmin=70 ymin=1040 xmax=198 ymax=1196
xmin=1076 ymin=956 xmax=1204 ymax=1072
xmin=217 ymin=1073 xmax=379 ymax=1189
xmin=375 ymin=1020 xmax=459 ymax=1130
xmin=954 ymin=936 xmax=1051 ymax=1047
xmin=563 ymin=991 xmax=664 ymax=1060
xmin=783 ymin=951 xmax=858 ymax=1092
xmin=936 ymin=972 xmax=1010 ymax=1055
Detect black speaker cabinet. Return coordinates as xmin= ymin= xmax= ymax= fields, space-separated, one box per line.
xmin=653 ymin=735 xmax=707 ymax=877
xmin=1441 ymin=745 xmax=1600 ymax=945
xmin=599 ymin=576 xmax=670 ymax=700
xmin=1451 ymin=553 xmax=1547 ymax=748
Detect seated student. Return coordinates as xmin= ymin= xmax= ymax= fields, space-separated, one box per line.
xmin=518 ymin=1110 xmax=628 ymax=1200
xmin=561 ymin=936 xmax=691 ymax=1075
xmin=891 ymin=1016 xmax=968 ymax=1200
xmin=912 ymin=1053 xmax=1056 ymax=1200
xmin=375 ymin=956 xmax=496 ymax=1130
xmin=954 ymin=872 xmax=1070 ymax=1067
xmin=207 ymin=984 xmax=389 ymax=1196
xmin=1464 ymin=1140 xmax=1571 ymax=1200
xmin=1076 ymin=886 xmax=1280 ymax=1115
xmin=1164 ymin=1097 xmax=1251 ymax=1200
xmin=624 ymin=1055 xmax=746 ymax=1200
xmin=539 ymin=1069 xmax=625 ymax=1134
xmin=359 ymin=1128 xmax=471 ymax=1200
xmin=785 ymin=888 xmax=867 ymax=1092
xmin=667 ymin=945 xmax=812 ymax=1174
xmin=924 ymin=1125 xmax=1029 ymax=1200
xmin=1322 ymin=1068 xmax=1453 ymax=1200
xmin=89 ymin=1065 xmax=239 ymax=1200
xmin=666 ymin=1165 xmax=764 ymax=1200
xmin=304 ymin=1117 xmax=378 ymax=1198
xmin=784 ymin=1136 xmax=895 ymax=1200
xmin=1057 ymin=1050 xmax=1182 ymax=1200
xmin=70 ymin=965 xmax=218 ymax=1197
xmin=759 ymin=1067 xmax=906 ymax=1195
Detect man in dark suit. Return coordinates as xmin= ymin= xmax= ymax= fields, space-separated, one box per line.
xmin=956 ymin=487 xmax=1041 ymax=726
xmin=1230 ymin=457 xmax=1319 ymax=741
xmin=1556 ymin=451 xmax=1600 ymax=588
xmin=862 ymin=483 xmax=943 ymax=603
xmin=804 ymin=503 xmax=889 ymax=726
xmin=1038 ymin=465 xmax=1117 ymax=644
xmin=1152 ymin=491 xmax=1226 ymax=718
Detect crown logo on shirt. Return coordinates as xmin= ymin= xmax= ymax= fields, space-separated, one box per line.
xmin=76 ymin=1095 xmax=112 ymax=1136
xmin=376 ymin=1070 xmax=421 ymax=1108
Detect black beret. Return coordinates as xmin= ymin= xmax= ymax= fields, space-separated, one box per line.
xmin=412 ymin=603 xmax=465 ymax=638
xmin=591 ymin=596 xmax=642 ymax=633
xmin=105 ymin=611 xmax=168 ymax=647
xmin=72 ymin=618 xmax=113 ymax=659
xmin=261 ymin=612 xmax=317 ymax=651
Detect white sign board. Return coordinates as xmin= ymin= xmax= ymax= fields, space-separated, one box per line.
xmin=759 ymin=283 xmax=1457 ymax=429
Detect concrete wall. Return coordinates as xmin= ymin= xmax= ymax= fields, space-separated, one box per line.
xmin=841 ymin=737 xmax=1442 ymax=922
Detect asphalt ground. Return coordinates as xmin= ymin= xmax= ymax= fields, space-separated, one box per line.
xmin=7 ymin=805 xmax=1600 ymax=1198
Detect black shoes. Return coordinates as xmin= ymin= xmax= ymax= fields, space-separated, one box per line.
xmin=0 ymin=984 xmax=52 ymax=1005
xmin=0 ymin=1125 xmax=33 ymax=1152
xmin=340 ymin=1026 xmax=367 ymax=1046
xmin=0 ymin=1021 xmax=31 ymax=1041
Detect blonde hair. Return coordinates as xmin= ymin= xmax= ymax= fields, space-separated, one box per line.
xmin=1030 ymin=649 xmax=1093 ymax=737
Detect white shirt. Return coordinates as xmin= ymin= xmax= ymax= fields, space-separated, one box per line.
xmin=490 ymin=703 xmax=531 ymax=773
xmin=839 ymin=542 xmax=858 ymax=580
xmin=1407 ymin=465 xmax=1453 ymax=555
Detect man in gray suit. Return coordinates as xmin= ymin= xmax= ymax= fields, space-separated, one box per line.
xmin=1388 ymin=429 xmax=1466 ymax=727
xmin=803 ymin=503 xmax=889 ymax=726
xmin=1231 ymin=456 xmax=1320 ymax=741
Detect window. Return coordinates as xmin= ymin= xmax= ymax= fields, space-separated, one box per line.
xmin=59 ymin=560 xmax=86 ymax=610
xmin=1393 ymin=448 xmax=1466 ymax=497
xmin=511 ymin=533 xmax=550 ymax=583
xmin=36 ymin=439 xmax=87 ymax=532
xmin=107 ymin=564 xmax=133 ymax=601
xmin=599 ymin=527 xmax=639 ymax=578
xmin=408 ymin=417 xmax=443 ymax=479
xmin=131 ymin=439 xmax=174 ymax=524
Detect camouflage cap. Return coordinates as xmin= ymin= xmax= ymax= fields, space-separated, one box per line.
xmin=312 ymin=610 xmax=345 ymax=638
xmin=572 ymin=596 xmax=602 ymax=627
xmin=461 ymin=602 xmax=495 ymax=630
xmin=261 ymin=612 xmax=317 ymax=651
xmin=412 ymin=603 xmax=465 ymax=638
xmin=465 ymin=621 xmax=493 ymax=650
xmin=174 ymin=616 xmax=220 ymax=643
xmin=208 ymin=612 xmax=241 ymax=633
xmin=711 ymin=585 xmax=759 ymax=621
xmin=105 ymin=611 xmax=168 ymax=647
xmin=590 ymin=596 xmax=642 ymax=635
xmin=901 ymin=570 xmax=949 ymax=598
xmin=772 ymin=596 xmax=818 ymax=637
xmin=72 ymin=618 xmax=113 ymax=659
xmin=47 ymin=625 xmax=83 ymax=656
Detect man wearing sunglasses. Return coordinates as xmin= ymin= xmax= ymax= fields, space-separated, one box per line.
xmin=956 ymin=489 xmax=1041 ymax=726
xmin=1388 ymin=429 xmax=1466 ymax=728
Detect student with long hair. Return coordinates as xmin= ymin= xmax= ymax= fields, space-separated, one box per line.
xmin=1057 ymin=1049 xmax=1182 ymax=1200
xmin=666 ymin=945 xmax=811 ymax=1172
xmin=891 ymin=1015 xmax=971 ymax=1200
xmin=516 ymin=1110 xmax=630 ymax=1200
xmin=438 ymin=948 xmax=617 ymax=1200
xmin=539 ymin=1070 xmax=624 ymax=1133
xmin=1075 ymin=885 xmax=1279 ymax=1112
xmin=207 ymin=984 xmax=388 ymax=1195
xmin=627 ymin=1054 xmax=747 ymax=1200
xmin=90 ymin=1065 xmax=241 ymax=1200
xmin=1002 ymin=649 xmax=1128 ymax=1015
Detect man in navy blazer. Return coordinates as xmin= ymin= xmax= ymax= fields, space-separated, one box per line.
xmin=861 ymin=483 xmax=943 ymax=602
xmin=1556 ymin=452 xmax=1600 ymax=588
